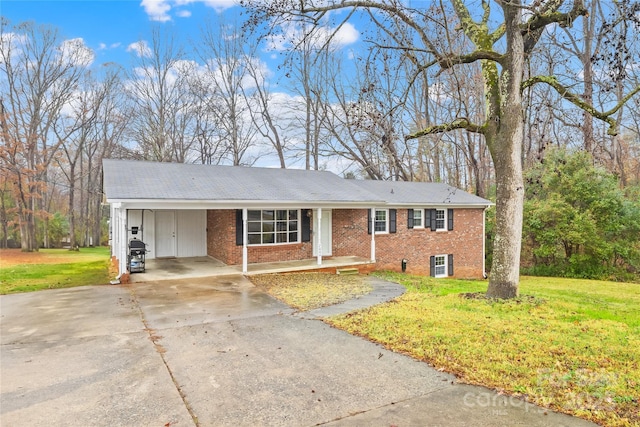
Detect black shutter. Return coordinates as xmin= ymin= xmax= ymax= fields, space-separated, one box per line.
xmin=235 ymin=209 xmax=243 ymax=246
xmin=367 ymin=209 xmax=372 ymax=234
xmin=430 ymin=255 xmax=436 ymax=277
xmin=448 ymin=254 xmax=454 ymax=276
xmin=407 ymin=209 xmax=414 ymax=229
xmin=429 ymin=209 xmax=437 ymax=231
xmin=389 ymin=209 xmax=397 ymax=233
xmin=301 ymin=209 xmax=311 ymax=242
xmin=448 ymin=209 xmax=454 ymax=231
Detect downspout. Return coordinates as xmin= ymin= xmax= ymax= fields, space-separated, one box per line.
xmin=242 ymin=208 xmax=248 ymax=274
xmin=316 ymin=208 xmax=322 ymax=266
xmin=370 ymin=207 xmax=376 ymax=262
xmin=483 ymin=206 xmax=488 ymax=279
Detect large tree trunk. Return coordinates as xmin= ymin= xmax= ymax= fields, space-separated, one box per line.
xmin=486 ymin=2 xmax=525 ymax=299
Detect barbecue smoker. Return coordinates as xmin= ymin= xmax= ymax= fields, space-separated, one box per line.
xmin=128 ymin=238 xmax=147 ymax=273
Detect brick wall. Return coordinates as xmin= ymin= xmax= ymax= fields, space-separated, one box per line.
xmin=207 ymin=208 xmax=486 ymax=279
xmin=374 ymin=208 xmax=486 ymax=278
xmin=207 ymin=209 xmax=313 ymax=264
xmin=332 ymin=209 xmax=370 ymax=258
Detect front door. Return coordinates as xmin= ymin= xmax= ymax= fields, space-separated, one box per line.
xmin=156 ymin=210 xmax=176 ymax=258
xmin=313 ymin=209 xmax=332 ymax=256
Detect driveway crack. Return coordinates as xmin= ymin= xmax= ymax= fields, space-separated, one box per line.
xmin=127 ymin=285 xmax=200 ymax=427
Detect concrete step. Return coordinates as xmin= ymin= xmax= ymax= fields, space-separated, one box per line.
xmin=336 ymin=267 xmax=359 ymax=275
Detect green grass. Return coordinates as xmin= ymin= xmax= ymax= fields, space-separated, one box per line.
xmin=0 ymin=247 xmax=112 ymax=294
xmin=327 ymin=273 xmax=640 ymax=427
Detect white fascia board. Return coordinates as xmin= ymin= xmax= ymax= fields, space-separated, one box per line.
xmin=385 ymin=203 xmax=494 ymax=209
xmin=106 ymin=199 xmax=385 ymax=210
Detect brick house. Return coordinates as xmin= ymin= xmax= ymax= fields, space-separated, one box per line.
xmin=103 ymin=159 xmax=491 ymax=279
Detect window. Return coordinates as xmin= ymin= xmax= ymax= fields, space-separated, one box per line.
xmin=430 ymin=254 xmax=454 ymax=277
xmin=435 ymin=209 xmax=446 ymax=230
xmin=374 ymin=209 xmax=388 ymax=233
xmin=247 ymin=209 xmax=299 ymax=245
xmin=434 ymin=255 xmax=447 ymax=277
xmin=413 ymin=209 xmax=423 ymax=228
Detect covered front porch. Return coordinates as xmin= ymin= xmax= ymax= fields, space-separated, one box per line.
xmin=128 ymin=255 xmax=375 ymax=283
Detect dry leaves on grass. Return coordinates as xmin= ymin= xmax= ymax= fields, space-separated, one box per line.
xmin=250 ymin=272 xmax=373 ymax=311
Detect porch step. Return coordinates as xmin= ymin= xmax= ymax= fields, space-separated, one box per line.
xmin=337 ymin=268 xmax=359 ymax=275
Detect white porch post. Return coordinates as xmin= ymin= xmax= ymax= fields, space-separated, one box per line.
xmin=370 ymin=207 xmax=376 ymax=262
xmin=117 ymin=205 xmax=127 ymax=275
xmin=316 ymin=208 xmax=322 ymax=266
xmin=242 ymin=208 xmax=248 ymax=274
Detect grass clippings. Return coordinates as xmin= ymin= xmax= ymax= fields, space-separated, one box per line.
xmin=250 ymin=272 xmax=373 ymax=311
xmin=327 ymin=272 xmax=640 ymax=427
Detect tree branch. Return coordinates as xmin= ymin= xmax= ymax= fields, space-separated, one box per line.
xmin=523 ymin=76 xmax=640 ymax=135
xmin=522 ymin=0 xmax=588 ymax=53
xmin=405 ymin=117 xmax=484 ymax=141
xmin=438 ymin=50 xmax=504 ymax=71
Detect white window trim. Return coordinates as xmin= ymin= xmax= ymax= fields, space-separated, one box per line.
xmin=374 ymin=208 xmax=389 ymax=234
xmin=435 ymin=208 xmax=447 ymax=231
xmin=434 ymin=254 xmax=448 ymax=278
xmin=413 ymin=209 xmax=424 ymax=229
xmin=247 ymin=209 xmax=301 ymax=246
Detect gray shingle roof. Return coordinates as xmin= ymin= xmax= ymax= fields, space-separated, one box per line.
xmin=102 ymin=159 xmax=384 ymax=203
xmin=102 ymin=159 xmax=491 ymax=206
xmin=349 ymin=179 xmax=491 ymax=206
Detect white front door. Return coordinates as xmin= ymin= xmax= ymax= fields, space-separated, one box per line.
xmin=156 ymin=210 xmax=176 ymax=258
xmin=313 ymin=209 xmax=332 ymax=256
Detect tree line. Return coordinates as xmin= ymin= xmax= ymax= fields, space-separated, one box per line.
xmin=1 ymin=1 xmax=640 ymax=289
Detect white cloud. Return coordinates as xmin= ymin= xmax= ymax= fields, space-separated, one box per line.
xmin=59 ymin=38 xmax=94 ymax=67
xmin=201 ymin=0 xmax=237 ymax=12
xmin=140 ymin=0 xmax=172 ymax=22
xmin=127 ymin=40 xmax=152 ymax=58
xmin=139 ymin=0 xmax=236 ymax=21
xmin=98 ymin=43 xmax=107 ymax=50
xmin=265 ymin=22 xmax=360 ymax=52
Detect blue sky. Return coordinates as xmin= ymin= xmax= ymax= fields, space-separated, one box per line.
xmin=2 ymin=1 xmax=247 ymax=67
xmin=1 ymin=0 xmax=366 ymax=169
xmin=1 ymin=0 xmax=362 ymax=78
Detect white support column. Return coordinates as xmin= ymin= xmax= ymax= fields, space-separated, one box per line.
xmin=242 ymin=208 xmax=248 ymax=274
xmin=370 ymin=207 xmax=376 ymax=262
xmin=316 ymin=208 xmax=322 ymax=266
xmin=118 ymin=206 xmax=127 ymax=275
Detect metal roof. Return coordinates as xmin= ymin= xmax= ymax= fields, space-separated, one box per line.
xmin=102 ymin=159 xmax=491 ymax=207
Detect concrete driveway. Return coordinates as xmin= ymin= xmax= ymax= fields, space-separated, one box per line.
xmin=1 ymin=276 xmax=596 ymax=427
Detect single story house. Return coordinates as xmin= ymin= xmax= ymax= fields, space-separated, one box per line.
xmin=102 ymin=159 xmax=492 ymax=279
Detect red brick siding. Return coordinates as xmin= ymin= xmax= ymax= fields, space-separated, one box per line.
xmin=207 ymin=208 xmax=485 ymax=279
xmin=207 ymin=210 xmax=237 ymax=264
xmin=332 ymin=209 xmax=370 ymax=258
xmin=374 ymin=208 xmax=485 ymax=278
xmin=207 ymin=209 xmax=313 ymax=264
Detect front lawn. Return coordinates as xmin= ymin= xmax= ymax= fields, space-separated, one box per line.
xmin=0 ymin=247 xmax=112 ymax=294
xmin=251 ymin=272 xmax=372 ymax=311
xmin=327 ymin=273 xmax=639 ymax=427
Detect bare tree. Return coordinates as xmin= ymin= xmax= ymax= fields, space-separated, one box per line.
xmin=126 ymin=28 xmax=196 ymax=163
xmin=85 ymin=67 xmax=129 ymax=245
xmin=0 ymin=19 xmax=91 ymax=251
xmin=196 ymin=20 xmax=258 ymax=166
xmin=242 ymin=0 xmax=640 ymax=298
xmin=245 ymin=57 xmax=291 ymax=168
